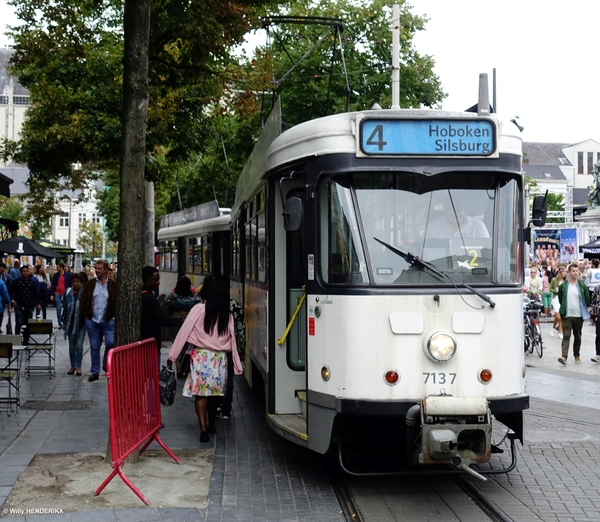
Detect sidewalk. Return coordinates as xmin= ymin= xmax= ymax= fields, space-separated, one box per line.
xmin=528 ymin=318 xmax=600 ymax=375
xmin=0 ymin=313 xmax=344 ymax=521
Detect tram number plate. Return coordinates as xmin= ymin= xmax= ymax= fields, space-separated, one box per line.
xmin=423 ymin=372 xmax=456 ymax=384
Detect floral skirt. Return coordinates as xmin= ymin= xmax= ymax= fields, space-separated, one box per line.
xmin=182 ymin=346 xmax=227 ymax=397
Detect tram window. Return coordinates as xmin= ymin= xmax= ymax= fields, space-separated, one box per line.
xmin=258 ymin=212 xmax=266 ymax=282
xmin=205 ymin=235 xmax=212 ymax=274
xmin=320 ymin=173 xmax=519 ymax=286
xmin=193 ymin=237 xmax=203 ymax=274
xmin=252 ymin=215 xmax=259 ymax=280
xmin=245 ymin=221 xmax=253 ymax=280
xmin=232 ymin=228 xmax=239 ymax=279
xmin=169 ymin=240 xmax=178 ymax=273
xmin=159 ymin=241 xmax=168 ymax=270
xmin=187 ymin=238 xmax=194 ymax=274
xmin=320 ymin=179 xmax=369 ymax=284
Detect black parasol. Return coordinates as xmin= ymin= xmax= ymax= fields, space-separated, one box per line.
xmin=0 ymin=236 xmax=62 ymax=258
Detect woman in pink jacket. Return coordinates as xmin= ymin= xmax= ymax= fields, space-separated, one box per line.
xmin=167 ymin=281 xmax=243 ymax=443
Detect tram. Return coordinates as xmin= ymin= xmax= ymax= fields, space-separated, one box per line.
xmin=228 ymin=75 xmax=546 ymax=479
xmin=156 ymin=201 xmax=231 ymax=293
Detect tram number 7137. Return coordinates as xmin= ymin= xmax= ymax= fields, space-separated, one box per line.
xmin=423 ymin=372 xmax=457 ymax=384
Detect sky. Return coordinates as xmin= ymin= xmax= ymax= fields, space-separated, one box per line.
xmin=1 ymin=0 xmax=598 ymax=145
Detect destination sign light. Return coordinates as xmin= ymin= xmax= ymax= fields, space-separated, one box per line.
xmin=359 ymin=119 xmax=496 ymax=156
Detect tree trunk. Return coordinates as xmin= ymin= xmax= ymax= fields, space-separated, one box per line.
xmin=107 ymin=0 xmax=151 ymax=466
xmin=115 ymin=0 xmax=150 ymax=348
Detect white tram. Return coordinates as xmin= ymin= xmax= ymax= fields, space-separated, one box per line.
xmin=156 ymin=201 xmax=231 ymax=293
xmin=230 ymin=78 xmax=546 ymax=478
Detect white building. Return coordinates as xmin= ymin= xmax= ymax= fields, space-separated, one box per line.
xmin=0 ymin=48 xmax=106 ymax=252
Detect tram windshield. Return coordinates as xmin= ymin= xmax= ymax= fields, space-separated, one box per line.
xmin=319 ymin=172 xmax=520 ymax=286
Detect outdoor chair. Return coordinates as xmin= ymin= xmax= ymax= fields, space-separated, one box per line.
xmin=0 ymin=342 xmax=21 ymax=415
xmin=24 ymin=320 xmax=56 ymax=379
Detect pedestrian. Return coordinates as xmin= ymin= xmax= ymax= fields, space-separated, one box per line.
xmin=590 ymin=285 xmax=600 ymax=364
xmin=140 ymin=266 xmax=182 ymax=369
xmin=34 ymin=264 xmax=51 ymax=319
xmin=0 ymin=275 xmax=11 ymax=335
xmin=541 ymin=269 xmax=553 ymax=317
xmin=585 ymin=258 xmax=600 ymax=293
xmin=50 ymin=262 xmax=72 ymax=328
xmin=550 ymin=264 xmax=567 ymax=338
xmin=0 ymin=262 xmax=12 ymax=288
xmin=79 ymin=259 xmax=116 ymax=382
xmin=557 ymin=263 xmax=591 ymax=365
xmin=8 ymin=260 xmax=20 ymax=281
xmin=216 ymin=276 xmax=246 ymax=421
xmin=62 ymin=273 xmax=86 ymax=376
xmin=167 ymin=280 xmax=243 ymax=443
xmin=164 ymin=276 xmax=201 ymax=377
xmin=9 ymin=265 xmax=40 ymax=339
xmin=526 ymin=266 xmax=541 ymax=300
xmin=0 ymin=263 xmax=12 ymax=333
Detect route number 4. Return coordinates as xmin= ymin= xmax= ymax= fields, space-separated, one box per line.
xmin=366 ymin=124 xmax=387 ymax=151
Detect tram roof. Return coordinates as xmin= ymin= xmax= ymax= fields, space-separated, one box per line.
xmin=233 ymin=103 xmax=523 ymax=214
xmin=157 ymin=214 xmax=230 ymax=241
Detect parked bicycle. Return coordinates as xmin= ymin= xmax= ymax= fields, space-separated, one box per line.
xmin=523 ymin=296 xmax=544 ymax=358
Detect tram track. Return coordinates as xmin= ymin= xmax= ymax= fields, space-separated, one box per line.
xmin=326 ymin=453 xmax=516 ymax=522
xmin=526 ymin=410 xmax=600 ymax=429
xmin=450 ymin=473 xmax=513 ymax=522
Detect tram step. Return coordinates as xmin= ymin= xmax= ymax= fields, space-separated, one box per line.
xmin=267 ymin=413 xmax=308 ymax=442
xmin=296 ymin=390 xmax=307 ymax=419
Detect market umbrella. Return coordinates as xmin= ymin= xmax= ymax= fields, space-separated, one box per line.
xmin=37 ymin=238 xmax=75 ymax=255
xmin=579 ymin=238 xmax=600 ymax=256
xmin=0 ymin=236 xmax=62 ymax=258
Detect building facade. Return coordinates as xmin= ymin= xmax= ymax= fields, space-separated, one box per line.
xmin=0 ymin=48 xmax=106 ymax=254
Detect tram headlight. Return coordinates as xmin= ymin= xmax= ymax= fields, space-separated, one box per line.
xmin=425 ymin=332 xmax=456 ymax=362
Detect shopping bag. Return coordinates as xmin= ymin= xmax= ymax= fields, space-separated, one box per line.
xmin=6 ymin=313 xmax=13 ymax=335
xmin=159 ymin=366 xmax=176 ymax=406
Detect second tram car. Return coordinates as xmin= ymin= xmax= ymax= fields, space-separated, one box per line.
xmin=157 ymin=201 xmax=231 ymax=293
xmin=228 ymin=78 xmax=545 ymax=478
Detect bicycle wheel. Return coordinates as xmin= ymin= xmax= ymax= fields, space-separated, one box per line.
xmin=533 ymin=324 xmax=543 ymax=357
xmin=524 ymin=323 xmax=532 ymax=354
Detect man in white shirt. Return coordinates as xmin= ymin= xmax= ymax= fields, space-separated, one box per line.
xmin=427 ymin=201 xmax=489 ymax=239
xmin=557 ymin=263 xmax=590 ymax=365
xmin=584 ymin=258 xmax=600 ymax=292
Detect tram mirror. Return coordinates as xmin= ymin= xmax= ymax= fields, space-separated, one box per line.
xmin=284 ymin=197 xmax=303 ymax=231
xmin=531 ymin=195 xmax=547 ymax=227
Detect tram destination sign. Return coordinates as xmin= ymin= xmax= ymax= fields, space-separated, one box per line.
xmin=359 ymin=118 xmax=496 ymax=156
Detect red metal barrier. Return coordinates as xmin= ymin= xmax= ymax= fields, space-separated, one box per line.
xmin=95 ymin=338 xmax=180 ymax=505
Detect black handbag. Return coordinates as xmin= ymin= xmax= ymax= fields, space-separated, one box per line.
xmin=159 ymin=366 xmax=177 ymax=406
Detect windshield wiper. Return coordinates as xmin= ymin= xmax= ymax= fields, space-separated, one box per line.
xmin=373 ymin=237 xmax=496 ymax=309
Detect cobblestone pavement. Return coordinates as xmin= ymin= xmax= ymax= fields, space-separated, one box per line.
xmin=1 ymin=314 xmax=600 ymax=521
xmin=0 ymin=313 xmax=344 ymax=521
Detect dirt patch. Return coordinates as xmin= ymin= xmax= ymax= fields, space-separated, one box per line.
xmin=2 ymin=449 xmax=213 ymax=515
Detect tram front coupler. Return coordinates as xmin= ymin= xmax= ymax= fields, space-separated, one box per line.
xmin=409 ymin=396 xmax=492 ymax=479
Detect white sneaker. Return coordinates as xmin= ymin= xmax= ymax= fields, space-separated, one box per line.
xmin=558 ymin=333 xmax=564 ymax=339
xmin=591 ymin=356 xmax=600 ymax=363
xmin=550 ymin=329 xmax=555 ymax=337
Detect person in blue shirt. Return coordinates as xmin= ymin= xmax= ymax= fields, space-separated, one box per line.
xmin=8 ymin=260 xmax=21 ymax=281
xmin=0 ymin=276 xmax=12 ymax=334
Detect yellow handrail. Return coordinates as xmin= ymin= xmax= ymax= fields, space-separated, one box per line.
xmin=277 ymin=291 xmax=306 ymax=345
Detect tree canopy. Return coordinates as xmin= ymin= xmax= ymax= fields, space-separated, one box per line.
xmin=2 ymin=0 xmax=446 ymax=226
xmin=2 ymin=0 xmax=274 ymax=223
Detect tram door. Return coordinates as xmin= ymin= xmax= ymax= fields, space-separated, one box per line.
xmin=273 ymin=189 xmax=306 ymax=414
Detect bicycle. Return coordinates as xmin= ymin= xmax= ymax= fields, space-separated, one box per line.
xmin=523 ymin=297 xmax=543 ymax=358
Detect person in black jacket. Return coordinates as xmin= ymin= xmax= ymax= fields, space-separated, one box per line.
xmin=9 ymin=265 xmax=40 ymax=338
xmin=141 ymin=266 xmax=182 ymax=369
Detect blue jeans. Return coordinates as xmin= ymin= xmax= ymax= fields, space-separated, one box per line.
xmin=54 ymin=294 xmax=64 ymax=326
xmin=68 ymin=325 xmax=86 ymax=369
xmin=86 ymin=318 xmax=115 ymax=375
